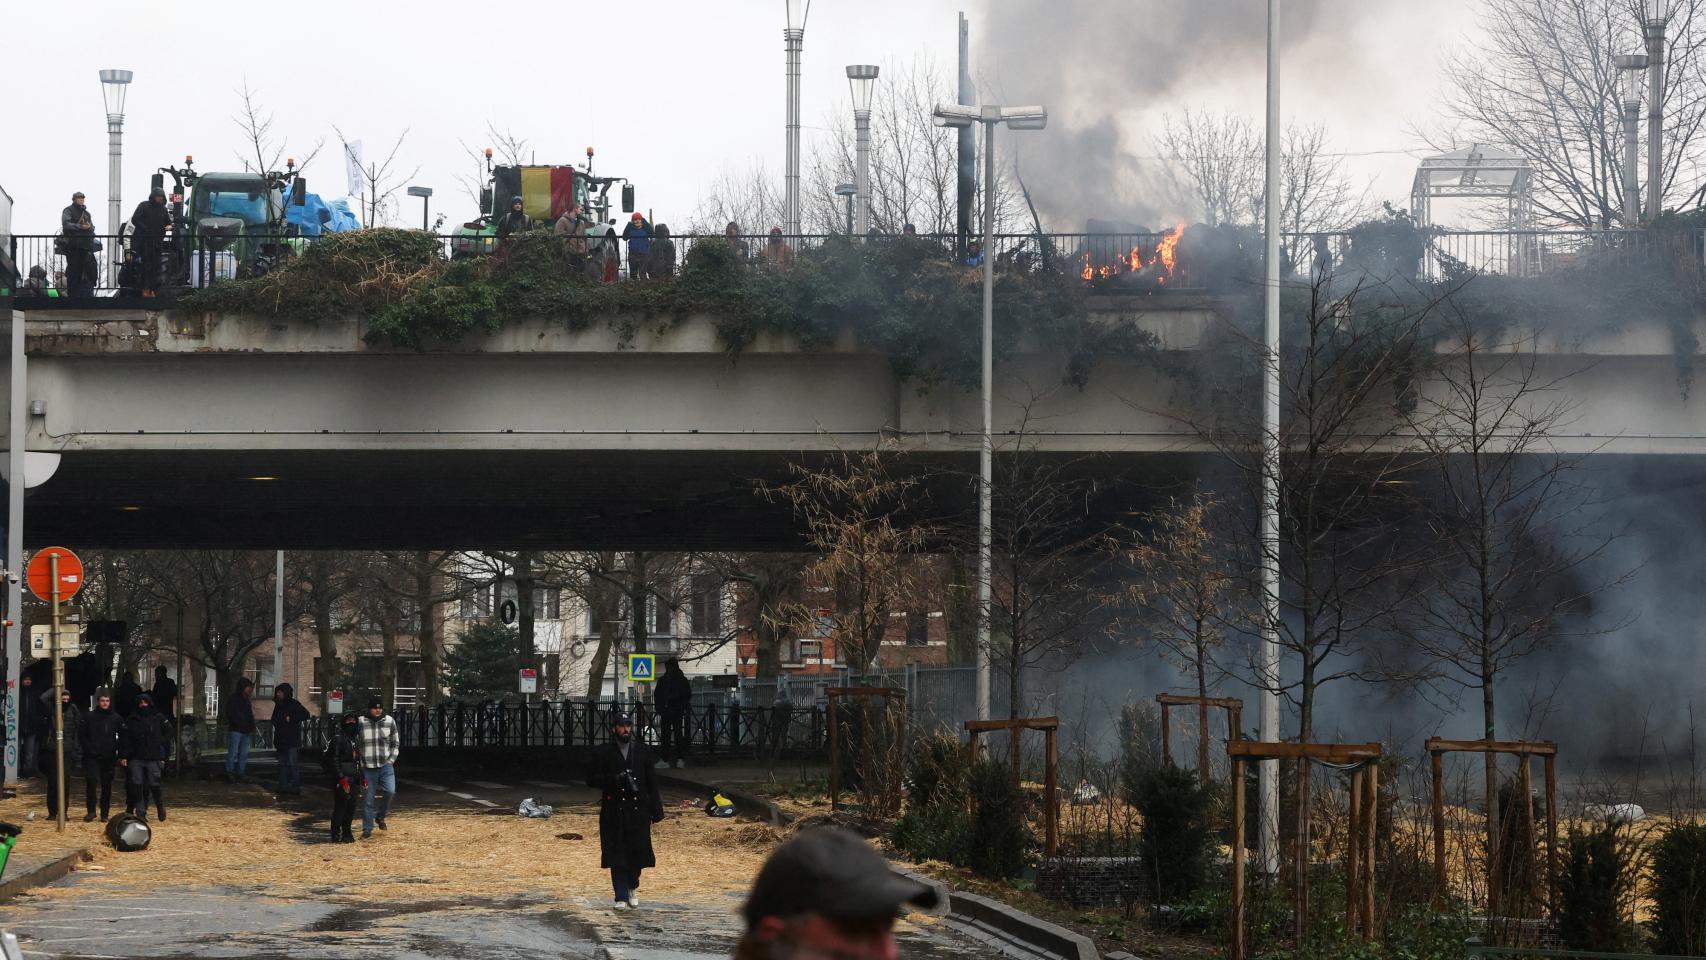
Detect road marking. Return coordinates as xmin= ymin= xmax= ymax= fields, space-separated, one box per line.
xmin=399 ymin=778 xmax=447 ymax=791
xmin=470 ymin=798 xmax=500 ymax=808
xmin=448 ymin=791 xmax=477 ymax=801
xmin=523 ymin=780 xmax=570 ymax=788
xmin=466 ymin=780 xmax=509 ymax=790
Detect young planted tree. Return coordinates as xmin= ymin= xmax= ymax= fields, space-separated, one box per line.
xmin=1112 ymin=493 xmax=1245 ymax=780
xmin=331 ymin=124 xmax=420 ymax=227
xmin=443 ymin=622 xmax=520 ymax=701
xmin=762 ymin=446 xmax=933 ymax=673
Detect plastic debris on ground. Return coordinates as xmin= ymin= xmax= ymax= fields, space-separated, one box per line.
xmin=518 ymin=798 xmax=553 ymax=818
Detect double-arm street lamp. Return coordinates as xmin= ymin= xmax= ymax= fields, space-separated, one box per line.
xmin=931 ymin=102 xmax=1046 ymax=723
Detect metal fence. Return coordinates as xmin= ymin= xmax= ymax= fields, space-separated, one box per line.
xmin=1463 ymin=941 xmax=1706 ymax=960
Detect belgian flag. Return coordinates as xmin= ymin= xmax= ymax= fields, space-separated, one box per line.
xmin=493 ymin=166 xmax=577 ymax=221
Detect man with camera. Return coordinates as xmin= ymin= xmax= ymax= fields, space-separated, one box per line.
xmin=586 ymin=712 xmax=664 ymax=910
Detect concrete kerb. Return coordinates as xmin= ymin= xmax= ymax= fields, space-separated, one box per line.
xmin=0 ymin=848 xmax=91 ymax=901
xmin=659 ymin=771 xmax=1099 ymax=960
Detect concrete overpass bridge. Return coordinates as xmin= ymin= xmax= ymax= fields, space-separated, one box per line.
xmin=5 ymin=296 xmax=1706 ymax=549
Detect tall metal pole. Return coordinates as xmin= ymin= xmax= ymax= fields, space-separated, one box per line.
xmin=5 ymin=308 xmax=24 ymax=788
xmin=784 ymin=24 xmax=804 ymax=236
xmin=273 ymin=550 xmax=285 ymax=695
xmin=854 ymin=111 xmax=873 ymax=236
xmin=976 ymin=118 xmax=995 ymax=722
xmin=1624 ymin=91 xmax=1644 ymax=225
xmin=106 ymin=115 xmax=124 ymax=258
xmin=1259 ymin=0 xmax=1284 ymax=877
xmin=1647 ymin=12 xmax=1667 ymax=222
xmin=957 ymin=12 xmax=975 ymax=260
xmin=51 ymin=551 xmax=65 ymax=832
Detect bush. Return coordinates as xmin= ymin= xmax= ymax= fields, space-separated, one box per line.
xmin=966 ymin=758 xmax=1031 ymax=880
xmin=892 ymin=734 xmax=972 ymax=864
xmin=1126 ymin=761 xmax=1214 ymax=905
xmin=1653 ymin=823 xmax=1706 ymax=956
xmin=1556 ymin=823 xmax=1635 ymax=953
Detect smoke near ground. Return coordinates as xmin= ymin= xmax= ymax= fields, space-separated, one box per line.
xmin=977 ymin=1 xmax=1383 ymax=229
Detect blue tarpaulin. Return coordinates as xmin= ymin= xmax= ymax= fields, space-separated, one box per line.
xmin=283 ymin=193 xmax=361 ymax=236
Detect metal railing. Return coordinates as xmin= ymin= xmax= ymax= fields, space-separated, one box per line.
xmin=13 ymin=227 xmax=1701 ymax=303
xmin=1464 ymin=941 xmax=1706 ymax=960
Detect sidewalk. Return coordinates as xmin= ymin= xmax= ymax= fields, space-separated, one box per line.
xmin=0 ymin=784 xmax=96 ymax=900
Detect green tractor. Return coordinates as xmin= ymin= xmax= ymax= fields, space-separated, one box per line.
xmin=153 ymin=155 xmax=309 ymax=284
xmin=451 ymin=146 xmax=634 ymax=258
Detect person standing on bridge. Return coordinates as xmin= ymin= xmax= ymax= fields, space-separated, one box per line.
xmin=357 ymin=697 xmax=400 ymax=840
xmin=734 ymin=827 xmax=939 ymax=960
xmin=224 ymin=677 xmax=256 ymax=782
xmin=59 ymin=192 xmax=97 ymax=296
xmin=128 ymin=187 xmax=171 ymax=298
xmin=587 ymin=712 xmax=664 ymax=910
xmin=495 ymin=196 xmax=532 ymax=244
xmin=622 ymin=212 xmax=653 ymax=279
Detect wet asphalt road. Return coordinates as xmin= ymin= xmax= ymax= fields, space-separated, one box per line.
xmin=0 ymin=766 xmax=992 ymax=960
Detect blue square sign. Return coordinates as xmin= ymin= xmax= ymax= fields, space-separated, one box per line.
xmin=628 ymin=653 xmax=656 ymax=682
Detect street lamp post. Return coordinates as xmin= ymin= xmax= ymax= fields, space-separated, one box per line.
xmin=407 ymin=185 xmax=434 ymax=232
xmin=847 ymin=65 xmax=880 ymax=236
xmin=932 ymin=102 xmax=1047 ymax=723
xmin=784 ymin=1 xmax=810 ymax=238
xmin=99 ymin=69 xmax=134 ymax=280
xmin=1618 ymin=55 xmax=1651 ymax=225
xmin=1646 ymin=0 xmax=1669 ymax=221
xmin=834 ymin=183 xmax=857 ymax=235
xmin=1259 ymin=0 xmax=1283 ymax=877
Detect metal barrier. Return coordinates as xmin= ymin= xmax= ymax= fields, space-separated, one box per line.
xmin=1464 ymin=942 xmax=1706 ymax=960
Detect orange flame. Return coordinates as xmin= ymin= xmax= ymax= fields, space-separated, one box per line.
xmin=1078 ymin=223 xmax=1186 ymax=287
xmin=1080 ymin=252 xmax=1093 ymax=281
xmin=1156 ymin=221 xmax=1184 ymax=275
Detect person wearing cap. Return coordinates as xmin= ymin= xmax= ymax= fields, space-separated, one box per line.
xmin=621 ymin=212 xmax=653 ymax=279
xmin=356 ymin=696 xmax=400 ymax=839
xmin=118 ymin=691 xmax=172 ymax=821
xmin=129 ymin=186 xmax=172 ymax=297
xmin=59 ymin=192 xmax=97 ymax=296
xmin=585 ymin=711 xmax=664 ymax=910
xmin=736 ymin=827 xmax=939 ymax=959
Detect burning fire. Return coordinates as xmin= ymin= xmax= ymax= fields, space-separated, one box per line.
xmin=1079 ymin=222 xmax=1186 ymax=287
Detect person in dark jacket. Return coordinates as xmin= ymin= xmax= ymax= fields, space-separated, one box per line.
xmin=17 ymin=674 xmax=41 ymax=778
xmin=271 ymin=682 xmax=311 ymax=796
xmin=586 ymin=712 xmax=664 ymax=910
xmin=113 ymin=674 xmax=144 ymax=719
xmin=495 ymin=196 xmax=531 ymax=243
xmin=60 ymin=192 xmax=97 ymax=296
xmin=224 ymin=677 xmax=256 ymax=781
xmin=654 ymin=658 xmax=693 ymax=769
xmin=41 ymin=689 xmax=83 ymax=820
xmin=323 ymin=712 xmax=363 ymax=843
xmin=119 ymin=691 xmax=171 ymax=821
xmin=79 ymin=689 xmax=123 ymax=822
xmin=151 ymin=666 xmax=179 ymax=721
xmin=129 ymin=187 xmax=171 ymax=297
xmin=650 ymin=224 xmax=677 ymax=277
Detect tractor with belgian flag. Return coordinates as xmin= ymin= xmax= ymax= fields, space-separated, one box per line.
xmin=452 ymin=146 xmax=634 ymax=258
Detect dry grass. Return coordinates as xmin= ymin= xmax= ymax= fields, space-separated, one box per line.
xmin=0 ymin=780 xmax=780 ymax=905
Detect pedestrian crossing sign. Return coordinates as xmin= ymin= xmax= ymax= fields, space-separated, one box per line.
xmin=628 ymin=653 xmax=656 ymax=682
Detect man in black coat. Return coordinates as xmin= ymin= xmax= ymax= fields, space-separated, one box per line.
xmin=322 ymin=712 xmax=363 ymax=843
xmin=113 ymin=674 xmax=144 ymax=719
xmin=41 ymin=688 xmax=83 ymax=821
xmin=60 ymin=192 xmax=97 ymax=296
xmin=129 ymin=187 xmax=171 ymax=297
xmin=271 ymin=682 xmax=310 ymax=796
xmin=79 ymin=689 xmax=123 ymax=822
xmin=654 ymin=658 xmax=693 ymax=769
xmin=119 ymin=692 xmax=172 ymax=821
xmin=585 ymin=712 xmax=664 ymax=910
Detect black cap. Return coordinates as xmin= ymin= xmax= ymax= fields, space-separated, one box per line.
xmin=741 ymin=828 xmax=938 ymax=928
xmin=367 ymin=696 xmax=383 ymax=709
xmin=611 ymin=712 xmax=633 ymax=727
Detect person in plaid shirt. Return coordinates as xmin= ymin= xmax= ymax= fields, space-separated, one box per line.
xmin=357 ymin=697 xmax=400 ymax=839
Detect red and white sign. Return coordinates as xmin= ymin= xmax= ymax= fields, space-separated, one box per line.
xmin=519 ymin=668 xmax=539 ymax=695
xmin=327 ymin=690 xmax=345 ymax=715
xmin=25 ymin=548 xmax=84 ymax=603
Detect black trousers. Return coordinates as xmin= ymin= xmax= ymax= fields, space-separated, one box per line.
xmin=64 ymin=249 xmax=94 ymax=295
xmin=135 ymin=237 xmax=164 ymax=292
xmin=330 ymin=783 xmax=357 ymax=840
xmin=84 ymin=756 xmax=116 ymax=817
xmin=43 ymin=758 xmax=78 ymax=818
xmin=660 ymin=711 xmax=690 ymax=762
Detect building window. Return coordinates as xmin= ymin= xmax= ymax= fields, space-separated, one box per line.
xmin=653 ymin=594 xmax=673 ymax=636
xmin=906 ymin=611 xmax=929 ymax=647
xmin=535 ymin=587 xmax=561 ymax=621
xmin=689 ymin=576 xmax=722 ymax=636
xmin=460 ymin=584 xmax=492 ymax=620
xmin=797 ymin=639 xmax=823 ymax=660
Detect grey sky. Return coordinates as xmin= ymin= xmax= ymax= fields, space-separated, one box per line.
xmin=6 ymin=0 xmax=1481 ymax=235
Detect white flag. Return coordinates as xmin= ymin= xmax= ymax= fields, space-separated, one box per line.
xmin=343 ymin=139 xmax=365 ymax=198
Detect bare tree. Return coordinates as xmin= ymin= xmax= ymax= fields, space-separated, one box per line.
xmin=1154 ymin=108 xmax=1263 ymax=228
xmin=134 ymin=551 xmax=308 ymax=702
xmin=1398 ymin=310 xmax=1628 ymax=892
xmin=332 ymin=124 xmax=421 ymax=227
xmin=1110 ymin=493 xmax=1245 ymax=779
xmin=232 ymin=80 xmax=324 ymax=176
xmin=456 ymin=123 xmax=532 ymax=211
xmin=761 ymin=446 xmax=934 ymax=672
xmin=1443 ymin=0 xmax=1706 ymax=226
xmin=687 ymin=164 xmax=787 ymax=235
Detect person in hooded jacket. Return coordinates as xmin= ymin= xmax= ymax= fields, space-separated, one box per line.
xmin=41 ymin=688 xmax=83 ymax=821
xmin=495 ymin=196 xmax=532 ymax=243
xmin=323 ymin=712 xmax=363 ymax=843
xmin=271 ymin=682 xmax=311 ymax=796
xmin=225 ymin=677 xmax=256 ymax=781
xmin=113 ymin=674 xmax=144 ymax=719
xmin=129 ymin=187 xmax=172 ymax=297
xmin=653 ymin=658 xmax=693 ymax=769
xmin=586 ymin=712 xmax=665 ymax=910
xmin=119 ymin=691 xmax=172 ymax=821
xmin=651 ymin=224 xmax=677 ymax=277
xmin=79 ymin=689 xmax=123 ymax=822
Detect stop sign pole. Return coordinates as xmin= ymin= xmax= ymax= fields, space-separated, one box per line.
xmin=27 ymin=547 xmax=83 ymax=833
